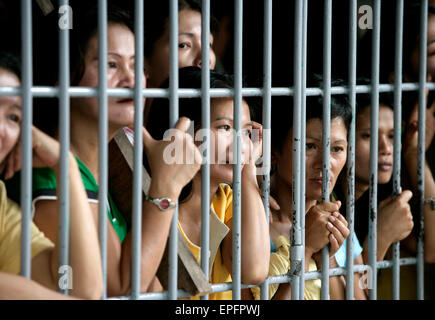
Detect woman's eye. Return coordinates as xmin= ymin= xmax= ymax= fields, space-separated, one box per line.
xmin=306 ymin=143 xmax=316 ymax=150
xmin=362 ymin=133 xmax=370 ymax=139
xmin=243 ymin=129 xmax=252 ymax=138
xmin=218 ymin=124 xmax=231 ymax=131
xmin=8 ymin=114 xmax=21 ymax=123
xmin=178 ymin=42 xmax=189 ymax=49
xmin=108 ymin=61 xmax=117 ymax=68
xmin=332 ymin=146 xmax=344 ymax=153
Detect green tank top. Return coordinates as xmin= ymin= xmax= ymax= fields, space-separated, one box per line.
xmin=5 ymin=156 xmax=128 ymax=243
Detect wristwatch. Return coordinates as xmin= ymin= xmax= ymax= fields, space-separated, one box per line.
xmin=145 ymin=196 xmax=177 ymax=211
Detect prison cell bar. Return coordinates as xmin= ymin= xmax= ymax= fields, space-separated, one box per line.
xmin=130 ymin=0 xmax=145 ymax=300
xmin=168 ymin=0 xmax=179 ymax=301
xmin=368 ymin=0 xmax=381 ymax=300
xmin=417 ymin=0 xmax=428 ymax=301
xmin=200 ymin=0 xmax=211 ymax=301
xmin=298 ymin=0 xmax=308 ymax=300
xmin=232 ymin=0 xmax=243 ymax=300
xmin=259 ymin=0 xmax=272 ymax=301
xmin=321 ymin=0 xmax=332 ymax=301
xmin=345 ymin=0 xmax=357 ymax=301
xmin=290 ymin=0 xmax=304 ymax=301
xmin=58 ymin=0 xmax=71 ymax=296
xmin=392 ymin=0 xmax=404 ymax=301
xmin=19 ymin=0 xmax=33 ymax=280
xmin=97 ymin=0 xmax=108 ymax=300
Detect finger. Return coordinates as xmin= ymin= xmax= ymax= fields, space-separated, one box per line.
xmin=269 ymin=195 xmax=280 ymax=211
xmin=327 ymin=222 xmax=346 ymax=246
xmin=331 ymin=211 xmax=348 ymax=228
xmin=329 ymin=233 xmax=340 ymax=255
xmin=398 ymin=189 xmax=413 ymax=203
xmin=317 ymin=201 xmax=340 ymax=213
xmin=328 ymin=215 xmax=350 ymax=238
xmin=142 ymin=126 xmax=155 ymax=149
xmin=174 ymin=117 xmax=191 ymax=133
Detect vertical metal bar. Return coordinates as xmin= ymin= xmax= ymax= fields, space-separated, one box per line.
xmin=232 ymin=0 xmax=243 ymax=300
xmin=392 ymin=0 xmax=404 ymax=301
xmin=168 ymin=0 xmax=179 ymax=300
xmin=290 ymin=0 xmax=303 ymax=301
xmin=368 ymin=0 xmax=381 ymax=300
xmin=259 ymin=0 xmax=272 ymax=301
xmin=346 ymin=0 xmax=357 ymax=301
xmin=131 ymin=0 xmax=144 ymax=300
xmin=98 ymin=0 xmax=108 ymax=300
xmin=321 ymin=0 xmax=332 ymax=301
xmin=417 ymin=0 xmax=428 ymax=301
xmin=20 ymin=0 xmax=33 ymax=279
xmin=298 ymin=0 xmax=307 ymax=301
xmin=58 ymin=0 xmax=70 ymax=296
xmin=200 ymin=0 xmax=211 ymax=301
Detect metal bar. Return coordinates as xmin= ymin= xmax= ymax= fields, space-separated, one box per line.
xmin=232 ymin=0 xmax=243 ymax=300
xmin=417 ymin=0 xmax=428 ymax=301
xmin=58 ymin=0 xmax=70 ymax=296
xmin=130 ymin=0 xmax=144 ymax=300
xmin=290 ymin=0 xmax=304 ymax=301
xmin=298 ymin=0 xmax=308 ymax=301
xmin=346 ymin=0 xmax=357 ymax=301
xmin=368 ymin=0 xmax=381 ymax=300
xmin=259 ymin=0 xmax=272 ymax=301
xmin=168 ymin=0 xmax=179 ymax=300
xmin=19 ymin=0 xmax=33 ymax=280
xmin=200 ymin=0 xmax=211 ymax=301
xmin=321 ymin=0 xmax=332 ymax=301
xmin=391 ymin=0 xmax=404 ymax=301
xmin=97 ymin=0 xmax=108 ymax=299
xmin=1 ymin=83 xmax=435 ymax=98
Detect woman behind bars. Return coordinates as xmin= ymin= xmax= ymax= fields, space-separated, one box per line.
xmin=251 ymin=80 xmax=369 ymax=300
xmin=5 ymin=5 xmax=201 ymax=297
xmin=0 ymin=51 xmax=102 ymax=299
xmin=341 ymin=89 xmax=435 ymax=299
xmin=143 ymin=0 xmax=217 ymax=124
xmin=145 ymin=66 xmax=270 ymax=300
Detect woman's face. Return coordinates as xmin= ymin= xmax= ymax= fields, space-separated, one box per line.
xmin=0 ymin=68 xmax=21 ymax=164
xmin=275 ymin=117 xmax=348 ymax=202
xmin=205 ymin=98 xmax=252 ymax=184
xmin=146 ymin=9 xmax=217 ymax=88
xmin=355 ymin=105 xmax=394 ymax=186
xmin=74 ymin=23 xmax=145 ymax=131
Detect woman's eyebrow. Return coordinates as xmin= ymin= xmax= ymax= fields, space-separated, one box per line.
xmin=306 ymin=136 xmax=321 ymax=142
xmin=215 ymin=117 xmax=233 ymax=121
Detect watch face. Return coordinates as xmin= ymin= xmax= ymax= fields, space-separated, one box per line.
xmin=160 ymin=198 xmax=170 ymax=210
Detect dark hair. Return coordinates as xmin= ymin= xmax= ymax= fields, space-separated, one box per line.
xmin=147 ymin=66 xmax=254 ymax=139
xmin=70 ymin=4 xmax=134 ymax=85
xmin=271 ymin=76 xmax=352 ymax=153
xmin=0 ymin=51 xmax=21 ymax=80
xmin=144 ymin=0 xmax=218 ymax=58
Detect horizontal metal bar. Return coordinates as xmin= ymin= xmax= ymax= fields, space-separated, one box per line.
xmin=1 ymin=83 xmax=435 ymax=98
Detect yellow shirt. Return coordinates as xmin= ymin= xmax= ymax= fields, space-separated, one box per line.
xmin=250 ymin=235 xmax=321 ymax=300
xmin=178 ymin=184 xmax=233 ymax=300
xmin=0 ymin=181 xmax=54 ymax=274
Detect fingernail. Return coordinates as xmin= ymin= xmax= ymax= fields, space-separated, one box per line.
xmin=329 ymin=216 xmax=336 ymax=223
xmin=333 ymin=212 xmax=339 ymax=217
xmin=327 ymin=222 xmax=333 ymax=228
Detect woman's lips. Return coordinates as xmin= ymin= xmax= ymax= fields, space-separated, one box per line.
xmin=378 ymin=162 xmax=392 ymax=172
xmin=117 ymin=98 xmax=134 ymax=104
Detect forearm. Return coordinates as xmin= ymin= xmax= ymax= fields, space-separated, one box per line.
xmin=325 ymin=257 xmax=346 ymax=300
xmin=240 ymin=163 xmax=270 ymax=284
xmin=118 ymin=181 xmax=178 ymax=295
xmin=361 ymin=233 xmax=391 ymax=264
xmin=0 ymin=272 xmax=78 ymax=300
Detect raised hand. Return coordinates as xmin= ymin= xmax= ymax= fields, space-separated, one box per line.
xmin=377 ymin=190 xmax=414 ymax=245
xmin=142 ymin=117 xmax=202 ymax=199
